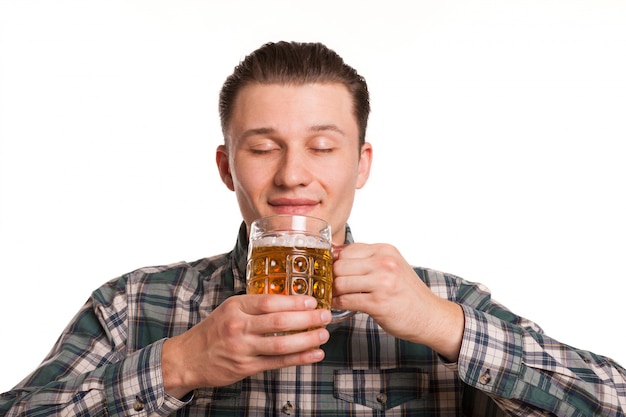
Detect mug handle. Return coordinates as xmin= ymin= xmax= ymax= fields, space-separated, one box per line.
xmin=331 ymin=309 xmax=356 ymax=323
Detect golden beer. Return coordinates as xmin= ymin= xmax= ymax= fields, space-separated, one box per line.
xmin=246 ymin=215 xmax=353 ymax=325
xmin=246 ymin=245 xmax=333 ymax=311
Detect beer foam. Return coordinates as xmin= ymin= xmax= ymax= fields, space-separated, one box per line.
xmin=255 ymin=233 xmax=329 ymax=249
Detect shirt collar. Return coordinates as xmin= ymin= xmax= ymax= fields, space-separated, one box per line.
xmin=232 ymin=222 xmax=249 ymax=283
xmin=344 ymin=224 xmax=355 ymax=245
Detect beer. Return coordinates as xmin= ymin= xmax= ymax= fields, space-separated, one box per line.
xmin=246 ymin=244 xmax=333 ymax=311
xmin=246 ymin=214 xmax=353 ymax=325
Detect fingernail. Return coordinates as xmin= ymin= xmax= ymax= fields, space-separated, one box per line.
xmin=319 ymin=329 xmax=330 ymax=343
xmin=320 ymin=310 xmax=332 ymax=323
xmin=332 ymin=245 xmax=344 ymax=259
xmin=311 ymin=349 xmax=325 ymax=360
xmin=304 ymin=298 xmax=318 ymax=309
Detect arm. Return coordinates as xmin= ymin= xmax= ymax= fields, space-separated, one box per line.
xmin=0 ymin=282 xmax=187 ymax=416
xmin=332 ymin=243 xmax=626 ymax=417
xmin=0 ymin=269 xmax=332 ymax=415
xmin=453 ymin=277 xmax=626 ymax=417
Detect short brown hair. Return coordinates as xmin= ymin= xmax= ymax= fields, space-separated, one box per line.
xmin=219 ymin=41 xmax=370 ymax=146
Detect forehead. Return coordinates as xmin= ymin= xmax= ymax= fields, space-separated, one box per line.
xmin=227 ymin=83 xmax=357 ymax=143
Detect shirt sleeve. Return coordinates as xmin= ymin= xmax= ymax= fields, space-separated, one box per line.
xmin=0 ymin=280 xmax=190 ymax=417
xmin=454 ymin=279 xmax=626 ymax=417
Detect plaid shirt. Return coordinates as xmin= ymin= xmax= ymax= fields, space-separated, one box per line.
xmin=2 ymin=224 xmax=625 ymax=416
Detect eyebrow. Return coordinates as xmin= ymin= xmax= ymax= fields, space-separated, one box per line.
xmin=239 ymin=127 xmax=275 ymax=141
xmin=309 ymin=124 xmax=346 ymax=137
xmin=239 ymin=124 xmax=346 ymax=141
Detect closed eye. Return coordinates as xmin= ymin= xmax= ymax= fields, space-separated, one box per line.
xmin=249 ymin=148 xmax=277 ymax=155
xmin=310 ymin=147 xmax=334 ymax=154
xmin=308 ymin=136 xmax=337 ymax=154
xmin=248 ymin=141 xmax=281 ymax=155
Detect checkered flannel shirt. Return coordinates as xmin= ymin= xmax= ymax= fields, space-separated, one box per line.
xmin=2 ymin=224 xmax=625 ymax=416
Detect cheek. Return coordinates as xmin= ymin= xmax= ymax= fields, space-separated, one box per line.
xmin=318 ymin=165 xmax=361 ymax=204
xmin=231 ymin=159 xmax=271 ymax=197
xmin=232 ymin=172 xmax=256 ymax=197
xmin=330 ymin=162 xmax=360 ymax=189
xmin=230 ymin=168 xmax=263 ymax=224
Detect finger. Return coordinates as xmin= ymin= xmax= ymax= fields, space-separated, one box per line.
xmin=332 ymin=244 xmax=346 ymax=259
xmin=242 ymin=294 xmax=319 ymax=315
xmin=254 ymin=308 xmax=332 ymax=335
xmin=332 ymin=274 xmax=375 ymax=297
xmin=255 ymin=346 xmax=327 ymax=370
xmin=332 ymin=292 xmax=371 ymax=312
xmin=333 ymin=256 xmax=373 ymax=277
xmin=333 ymin=262 xmax=406 ymax=297
xmin=334 ymin=242 xmax=379 ymax=259
xmin=332 ymin=244 xmax=380 ymax=277
xmin=255 ymin=327 xmax=331 ymax=357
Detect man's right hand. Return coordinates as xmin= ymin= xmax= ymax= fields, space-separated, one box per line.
xmin=161 ymin=294 xmax=331 ymax=399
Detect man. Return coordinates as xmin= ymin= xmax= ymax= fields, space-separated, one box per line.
xmin=1 ymin=41 xmax=625 ymax=416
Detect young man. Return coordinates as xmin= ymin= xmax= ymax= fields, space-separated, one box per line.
xmin=1 ymin=41 xmax=625 ymax=416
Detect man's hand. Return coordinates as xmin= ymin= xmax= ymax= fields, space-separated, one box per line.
xmin=332 ymin=243 xmax=464 ymax=362
xmin=162 ymin=294 xmax=332 ymax=399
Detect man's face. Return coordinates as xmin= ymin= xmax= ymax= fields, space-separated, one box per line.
xmin=216 ymin=83 xmax=372 ymax=244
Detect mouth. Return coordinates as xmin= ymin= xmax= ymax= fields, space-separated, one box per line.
xmin=268 ymin=198 xmax=320 ymax=215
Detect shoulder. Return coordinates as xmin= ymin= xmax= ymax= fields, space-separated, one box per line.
xmin=92 ymin=252 xmax=233 ymax=306
xmin=412 ymin=266 xmax=493 ymax=307
xmin=414 ymin=266 xmax=542 ymax=331
xmin=412 ymin=266 xmax=484 ymax=291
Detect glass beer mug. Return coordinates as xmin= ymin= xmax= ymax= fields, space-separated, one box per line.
xmin=246 ymin=214 xmax=354 ymax=326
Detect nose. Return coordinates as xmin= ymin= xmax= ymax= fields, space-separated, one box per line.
xmin=274 ymin=148 xmax=313 ymax=188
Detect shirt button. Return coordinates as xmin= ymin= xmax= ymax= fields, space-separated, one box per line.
xmin=133 ymin=398 xmax=145 ymax=411
xmin=376 ymin=392 xmax=388 ymax=404
xmin=282 ymin=401 xmax=294 ymax=415
xmin=479 ymin=370 xmax=492 ymax=385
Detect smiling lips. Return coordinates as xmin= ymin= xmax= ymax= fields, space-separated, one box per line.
xmin=268 ymin=198 xmax=320 ymax=215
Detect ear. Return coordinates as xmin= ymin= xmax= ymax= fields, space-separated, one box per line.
xmin=216 ymin=145 xmax=235 ymax=191
xmin=356 ymin=142 xmax=373 ymax=189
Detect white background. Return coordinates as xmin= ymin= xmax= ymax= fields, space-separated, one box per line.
xmin=1 ymin=0 xmax=625 ymax=393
